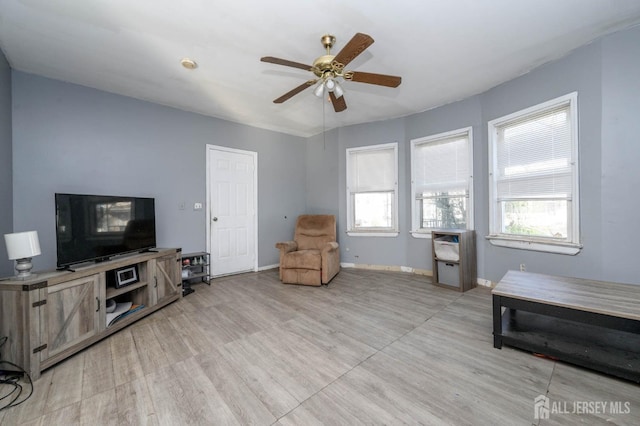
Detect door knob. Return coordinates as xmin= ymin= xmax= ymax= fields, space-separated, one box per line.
xmin=213 ymin=217 xmax=218 ymax=222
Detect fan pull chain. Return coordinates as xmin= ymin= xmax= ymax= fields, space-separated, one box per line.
xmin=323 ymin=87 xmax=326 ymax=151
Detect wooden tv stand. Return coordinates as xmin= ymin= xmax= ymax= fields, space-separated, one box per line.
xmin=492 ymin=271 xmax=640 ymax=382
xmin=0 ymin=248 xmax=182 ymax=380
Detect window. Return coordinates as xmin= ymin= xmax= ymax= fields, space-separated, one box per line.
xmin=488 ymin=92 xmax=580 ymax=254
xmin=346 ymin=143 xmax=398 ymax=236
xmin=410 ymin=127 xmax=473 ymax=237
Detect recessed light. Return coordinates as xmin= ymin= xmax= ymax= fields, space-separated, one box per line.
xmin=181 ymin=58 xmax=198 ymax=70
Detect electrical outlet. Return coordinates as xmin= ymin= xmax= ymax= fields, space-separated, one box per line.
xmin=520 ymin=263 xmax=526 ymax=272
xmin=194 ymin=202 xmax=203 ymax=210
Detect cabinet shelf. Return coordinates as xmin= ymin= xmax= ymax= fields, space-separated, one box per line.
xmin=184 ymin=272 xmax=208 ymax=279
xmin=106 ymin=281 xmax=148 ymax=299
xmin=106 ymin=304 xmax=148 ymax=328
xmin=106 ymin=309 xmax=147 ymax=329
xmin=433 ymin=258 xmax=460 ymax=264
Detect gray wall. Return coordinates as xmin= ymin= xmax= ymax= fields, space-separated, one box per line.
xmin=600 ymin=26 xmax=640 ymax=283
xmin=405 ymin=96 xmax=483 ymax=272
xmin=0 ymin=50 xmax=13 ymax=276
xmin=327 ymin=24 xmax=640 ymax=284
xmin=337 ymin=119 xmax=409 ymax=267
xmin=305 ymin=128 xmax=340 ymax=242
xmin=11 ymin=73 xmax=307 ymax=271
xmin=9 ymin=24 xmax=640 ymax=284
xmin=478 ymin=27 xmax=604 ymax=283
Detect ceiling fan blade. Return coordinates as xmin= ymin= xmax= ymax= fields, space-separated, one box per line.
xmin=333 ymin=33 xmax=374 ymax=67
xmin=347 ymin=71 xmax=402 ymax=87
xmin=329 ymin=91 xmax=347 ymax=112
xmin=273 ymin=80 xmax=317 ymax=103
xmin=261 ymin=56 xmax=312 ymax=71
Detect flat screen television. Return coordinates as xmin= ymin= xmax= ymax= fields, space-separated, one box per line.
xmin=55 ymin=193 xmax=157 ymax=268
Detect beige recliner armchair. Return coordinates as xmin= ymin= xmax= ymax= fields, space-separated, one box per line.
xmin=275 ymin=215 xmax=340 ymax=286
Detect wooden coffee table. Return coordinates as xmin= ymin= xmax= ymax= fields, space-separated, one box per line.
xmin=492 ymin=270 xmax=640 ymax=382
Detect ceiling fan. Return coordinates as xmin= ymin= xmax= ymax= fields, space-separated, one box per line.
xmin=261 ymin=33 xmax=402 ymax=112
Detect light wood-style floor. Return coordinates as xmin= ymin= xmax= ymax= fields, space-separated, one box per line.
xmin=1 ymin=268 xmax=639 ymax=425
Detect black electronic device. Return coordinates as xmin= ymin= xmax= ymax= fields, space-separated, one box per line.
xmin=106 ymin=265 xmax=139 ymax=289
xmin=55 ymin=193 xmax=156 ymax=268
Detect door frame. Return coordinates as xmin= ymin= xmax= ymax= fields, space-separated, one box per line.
xmin=205 ymin=144 xmax=259 ymax=275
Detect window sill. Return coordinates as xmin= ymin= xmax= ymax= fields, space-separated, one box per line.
xmin=347 ymin=231 xmax=398 ymax=238
xmin=411 ymin=231 xmax=431 ymax=239
xmin=486 ymin=235 xmax=582 ymax=255
xmin=411 ymin=229 xmax=472 ymax=239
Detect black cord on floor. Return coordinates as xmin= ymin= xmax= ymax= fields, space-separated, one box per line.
xmin=0 ymin=336 xmax=33 ymax=411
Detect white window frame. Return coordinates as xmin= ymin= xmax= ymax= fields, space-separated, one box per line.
xmin=487 ymin=92 xmax=581 ymax=255
xmin=346 ymin=143 xmax=399 ymax=237
xmin=410 ymin=127 xmax=474 ymax=238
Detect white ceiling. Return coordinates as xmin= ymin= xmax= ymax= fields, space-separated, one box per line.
xmin=2 ymin=1 xmax=640 ymax=137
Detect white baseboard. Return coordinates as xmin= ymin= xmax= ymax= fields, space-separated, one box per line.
xmin=258 ymin=264 xmax=279 ymax=272
xmin=341 ymin=262 xmax=432 ymax=277
xmin=476 ymin=278 xmax=495 ymax=288
xmin=340 ymin=262 xmax=493 ymax=287
xmin=227 ymin=263 xmax=499 ymax=286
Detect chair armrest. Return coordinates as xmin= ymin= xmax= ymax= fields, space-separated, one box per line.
xmin=321 ymin=241 xmax=339 ymax=255
xmin=321 ymin=242 xmax=340 ymax=284
xmin=275 ymin=241 xmax=298 ymax=253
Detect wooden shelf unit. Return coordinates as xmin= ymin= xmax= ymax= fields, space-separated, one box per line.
xmin=431 ymin=229 xmax=477 ymax=292
xmin=0 ymin=248 xmax=182 ymax=380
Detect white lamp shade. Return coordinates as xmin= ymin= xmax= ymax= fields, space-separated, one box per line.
xmin=333 ymin=81 xmax=344 ymax=98
xmin=5 ymin=231 xmax=41 ymax=260
xmin=325 ymin=78 xmax=335 ymax=91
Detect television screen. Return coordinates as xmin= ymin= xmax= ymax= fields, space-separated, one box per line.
xmin=55 ymin=193 xmax=156 ymax=268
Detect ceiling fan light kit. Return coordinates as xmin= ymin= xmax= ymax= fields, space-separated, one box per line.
xmin=261 ymin=33 xmax=401 ymax=112
xmin=314 ymin=77 xmax=344 ymax=100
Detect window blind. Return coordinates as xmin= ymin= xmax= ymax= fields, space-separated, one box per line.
xmin=348 ymin=146 xmax=395 ymax=192
xmin=495 ymin=104 xmax=572 ymax=200
xmin=414 ymin=134 xmax=469 ymax=195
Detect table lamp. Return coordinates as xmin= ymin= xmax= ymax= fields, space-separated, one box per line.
xmin=4 ymin=230 xmax=41 ymax=279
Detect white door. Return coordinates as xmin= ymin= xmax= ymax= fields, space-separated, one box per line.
xmin=206 ymin=145 xmax=257 ymax=277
